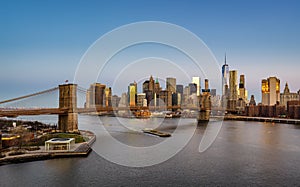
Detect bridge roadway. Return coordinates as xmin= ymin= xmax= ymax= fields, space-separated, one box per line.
xmin=0 ymin=106 xmax=205 ymax=117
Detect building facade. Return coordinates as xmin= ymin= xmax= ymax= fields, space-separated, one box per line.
xmin=128 ymin=82 xmax=137 ymax=107
xmin=192 ymin=77 xmax=201 ymax=96
xmin=280 ymin=82 xmax=299 ymax=108
xmin=86 ymin=83 xmax=106 ymax=108
xmin=261 ymin=77 xmax=280 ymax=106
xmin=222 ymin=54 xmax=229 ymax=96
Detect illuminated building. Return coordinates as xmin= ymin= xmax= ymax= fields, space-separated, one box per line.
xmin=238 ymin=75 xmax=246 ymax=99
xmin=104 ymin=87 xmax=112 ymax=107
xmin=128 ymin=82 xmax=137 ymax=107
xmin=227 ymin=70 xmax=238 ymax=111
xmin=261 ymin=77 xmax=280 ymax=106
xmin=192 ymin=77 xmax=201 ymax=96
xmin=229 ymin=70 xmax=238 ymax=100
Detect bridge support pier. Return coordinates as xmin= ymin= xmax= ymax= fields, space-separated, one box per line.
xmin=198 ymin=79 xmax=211 ymax=124
xmin=58 ymin=84 xmax=78 ymax=133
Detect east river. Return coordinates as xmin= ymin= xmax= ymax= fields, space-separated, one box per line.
xmin=1 ymin=115 xmax=300 ymax=186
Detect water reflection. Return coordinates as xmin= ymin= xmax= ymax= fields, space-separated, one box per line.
xmin=2 ymin=115 xmax=300 ymax=185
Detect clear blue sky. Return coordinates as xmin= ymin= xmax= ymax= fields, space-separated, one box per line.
xmin=0 ymin=0 xmax=300 ymax=102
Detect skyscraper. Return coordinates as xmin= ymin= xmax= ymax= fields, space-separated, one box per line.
xmin=176 ymin=84 xmax=184 ymax=105
xmin=192 ymin=77 xmax=201 ymax=96
xmin=176 ymin=85 xmax=184 ymax=96
xmin=149 ymin=75 xmax=154 ymax=92
xmin=86 ymin=83 xmax=106 ymax=108
xmin=166 ymin=77 xmax=176 ymax=107
xmin=261 ymin=79 xmax=269 ymax=105
xmin=189 ymin=83 xmax=197 ymax=95
xmin=229 ymin=70 xmax=238 ymax=100
xmin=183 ymin=86 xmax=190 ymax=106
xmin=142 ymin=80 xmax=149 ymax=93
xmin=238 ymin=74 xmax=247 ymax=101
xmin=227 ymin=70 xmax=238 ymax=111
xmin=261 ymin=77 xmax=280 ymax=106
xmin=128 ymin=82 xmax=137 ymax=107
xmin=222 ymin=54 xmax=229 ymax=96
xmin=104 ymin=87 xmax=112 ymax=107
xmin=166 ymin=77 xmax=176 ymax=93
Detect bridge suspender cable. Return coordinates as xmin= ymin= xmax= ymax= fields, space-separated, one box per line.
xmin=77 ymin=86 xmax=87 ymax=93
xmin=0 ymin=87 xmax=59 ymax=105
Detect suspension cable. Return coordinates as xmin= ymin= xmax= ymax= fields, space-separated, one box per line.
xmin=0 ymin=87 xmax=59 ymax=105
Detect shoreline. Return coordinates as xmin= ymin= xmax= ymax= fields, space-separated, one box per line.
xmin=224 ymin=115 xmax=300 ymax=124
xmin=0 ymin=130 xmax=96 ymax=166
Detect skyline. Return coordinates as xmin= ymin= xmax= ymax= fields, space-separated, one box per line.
xmin=1 ymin=0 xmax=300 ymax=101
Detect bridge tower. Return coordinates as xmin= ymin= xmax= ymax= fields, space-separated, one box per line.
xmin=198 ymin=79 xmax=211 ymax=123
xmin=58 ymin=84 xmax=78 ymax=133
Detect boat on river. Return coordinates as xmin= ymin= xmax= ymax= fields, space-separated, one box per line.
xmin=142 ymin=129 xmax=171 ymax=137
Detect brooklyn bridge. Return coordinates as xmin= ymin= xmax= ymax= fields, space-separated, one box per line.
xmin=0 ymin=84 xmax=211 ymax=132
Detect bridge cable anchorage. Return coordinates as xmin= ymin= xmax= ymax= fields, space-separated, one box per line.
xmin=0 ymin=87 xmax=59 ymax=105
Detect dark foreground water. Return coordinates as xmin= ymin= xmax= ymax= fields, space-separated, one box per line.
xmin=1 ymin=115 xmax=300 ymax=186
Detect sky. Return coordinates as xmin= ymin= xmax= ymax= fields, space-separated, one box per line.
xmin=0 ymin=0 xmax=300 ymax=103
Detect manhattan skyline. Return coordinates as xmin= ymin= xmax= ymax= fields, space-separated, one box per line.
xmin=1 ymin=0 xmax=300 ymax=102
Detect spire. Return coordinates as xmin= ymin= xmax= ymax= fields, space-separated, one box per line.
xmin=150 ymin=75 xmax=153 ymax=81
xmin=284 ymin=82 xmax=290 ymax=94
xmin=224 ymin=53 xmax=227 ymax=65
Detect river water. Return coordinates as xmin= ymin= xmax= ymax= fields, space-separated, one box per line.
xmin=1 ymin=115 xmax=300 ymax=186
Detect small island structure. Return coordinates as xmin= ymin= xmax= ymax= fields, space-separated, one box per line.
xmin=45 ymin=138 xmax=75 ymax=151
